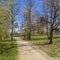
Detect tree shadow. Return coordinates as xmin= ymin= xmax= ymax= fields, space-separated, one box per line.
xmin=33 ymin=42 xmax=50 ymax=46
xmin=0 ymin=40 xmax=30 ymax=54
xmin=31 ymin=38 xmax=47 ymax=40
xmin=53 ymin=36 xmax=60 ymax=39
xmin=1 ymin=37 xmax=22 ymax=42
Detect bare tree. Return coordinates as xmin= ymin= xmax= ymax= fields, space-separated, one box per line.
xmin=22 ymin=0 xmax=36 ymax=40
xmin=43 ymin=0 xmax=60 ymax=44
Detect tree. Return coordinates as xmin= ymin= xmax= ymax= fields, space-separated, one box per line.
xmin=0 ymin=5 xmax=10 ymax=40
xmin=35 ymin=16 xmax=46 ymax=35
xmin=43 ymin=0 xmax=60 ymax=44
xmin=0 ymin=0 xmax=16 ymax=41
xmin=14 ymin=22 xmax=19 ymax=33
xmin=9 ymin=0 xmax=20 ymax=40
xmin=22 ymin=0 xmax=37 ymax=40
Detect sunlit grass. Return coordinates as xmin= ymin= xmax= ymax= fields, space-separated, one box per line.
xmin=0 ymin=38 xmax=18 ymax=60
xmin=28 ymin=35 xmax=60 ymax=60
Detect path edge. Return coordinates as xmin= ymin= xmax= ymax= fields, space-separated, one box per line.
xmin=28 ymin=42 xmax=54 ymax=60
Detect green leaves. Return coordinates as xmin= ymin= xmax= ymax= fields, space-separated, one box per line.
xmin=0 ymin=2 xmax=11 ymax=40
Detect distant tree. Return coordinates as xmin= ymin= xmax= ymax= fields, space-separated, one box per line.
xmin=22 ymin=0 xmax=36 ymax=40
xmin=9 ymin=1 xmax=20 ymax=40
xmin=33 ymin=13 xmax=47 ymax=35
xmin=14 ymin=22 xmax=19 ymax=33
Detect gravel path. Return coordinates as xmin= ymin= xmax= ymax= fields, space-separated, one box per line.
xmin=15 ymin=37 xmax=53 ymax=60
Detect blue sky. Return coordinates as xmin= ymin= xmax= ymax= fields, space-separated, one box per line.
xmin=15 ymin=0 xmax=43 ymax=32
xmin=15 ymin=0 xmax=43 ymax=25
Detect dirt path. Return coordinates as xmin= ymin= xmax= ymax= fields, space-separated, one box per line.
xmin=15 ymin=37 xmax=53 ymax=60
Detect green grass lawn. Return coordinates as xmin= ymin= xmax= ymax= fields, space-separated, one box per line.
xmin=13 ymin=33 xmax=20 ymax=37
xmin=0 ymin=38 xmax=18 ymax=60
xmin=28 ymin=35 xmax=60 ymax=60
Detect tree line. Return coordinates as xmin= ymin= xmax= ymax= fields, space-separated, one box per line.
xmin=20 ymin=0 xmax=60 ymax=44
xmin=0 ymin=0 xmax=60 ymax=44
xmin=0 ymin=0 xmax=19 ymax=41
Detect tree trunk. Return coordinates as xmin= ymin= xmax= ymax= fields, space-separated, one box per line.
xmin=11 ymin=33 xmax=13 ymax=41
xmin=27 ymin=31 xmax=31 ymax=40
xmin=28 ymin=32 xmax=31 ymax=40
xmin=11 ymin=18 xmax=14 ymax=41
xmin=27 ymin=34 xmax=29 ymax=40
xmin=49 ymin=29 xmax=53 ymax=44
xmin=0 ymin=35 xmax=2 ymax=41
xmin=46 ymin=26 xmax=50 ymax=39
xmin=5 ymin=34 xmax=8 ymax=39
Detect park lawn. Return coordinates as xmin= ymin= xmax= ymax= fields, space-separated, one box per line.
xmin=0 ymin=38 xmax=18 ymax=60
xmin=13 ymin=33 xmax=20 ymax=37
xmin=29 ymin=35 xmax=60 ymax=60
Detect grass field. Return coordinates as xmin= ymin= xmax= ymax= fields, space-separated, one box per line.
xmin=13 ymin=33 xmax=20 ymax=37
xmin=28 ymin=34 xmax=60 ymax=60
xmin=0 ymin=38 xmax=18 ymax=60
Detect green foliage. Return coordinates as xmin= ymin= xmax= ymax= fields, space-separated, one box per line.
xmin=0 ymin=6 xmax=11 ymax=40
xmin=0 ymin=0 xmax=18 ymax=60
